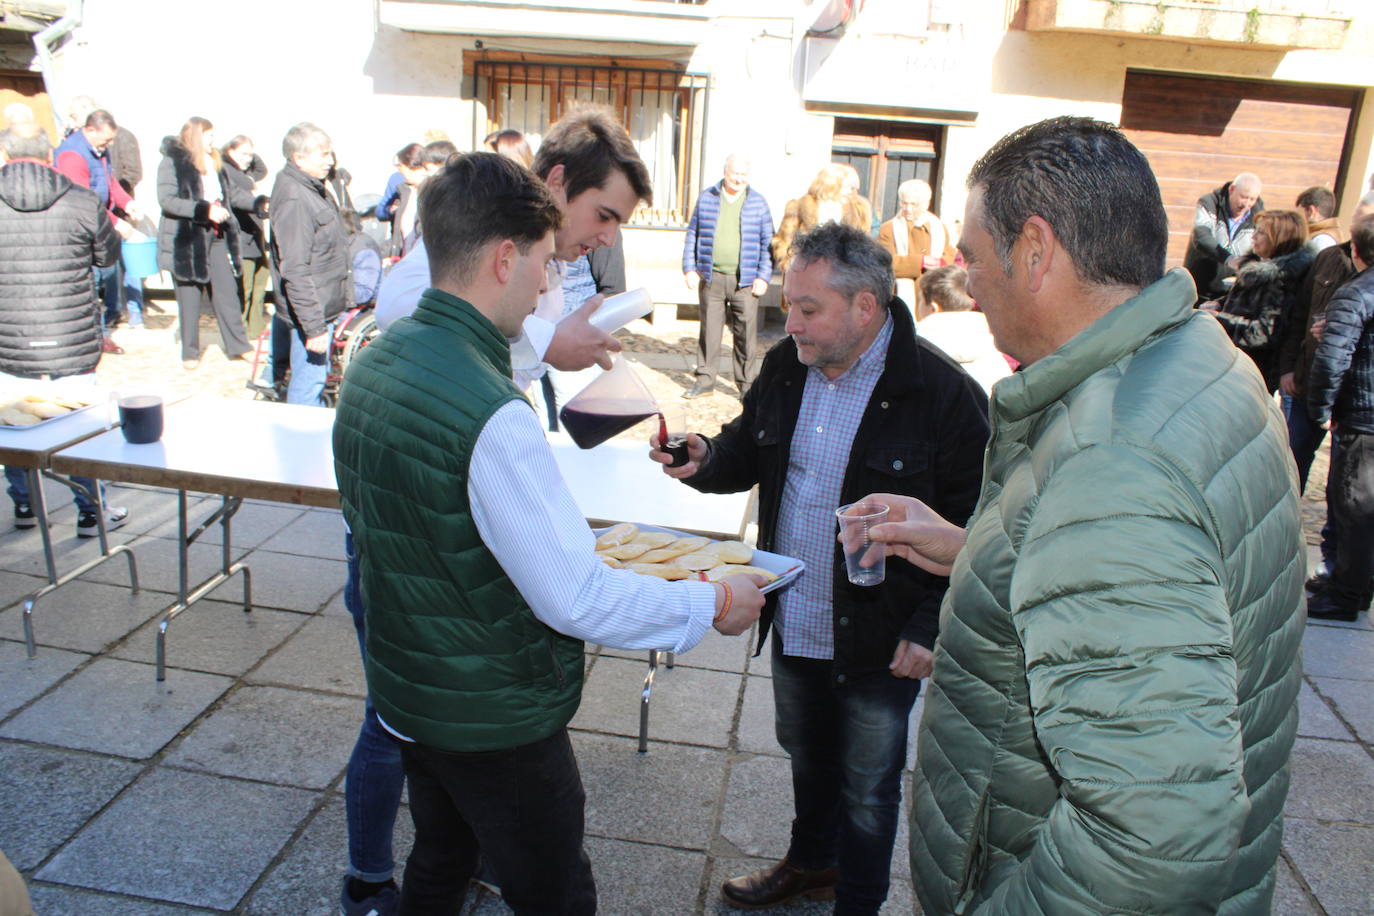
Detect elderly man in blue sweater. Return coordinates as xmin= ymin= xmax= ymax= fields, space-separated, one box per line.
xmin=683 ymin=154 xmax=775 ymax=399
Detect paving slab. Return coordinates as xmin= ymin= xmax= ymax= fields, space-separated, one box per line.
xmin=167 ymin=685 xmax=359 ymax=789
xmin=574 ymin=731 xmax=726 ymax=850
xmin=586 ymin=835 xmax=707 ymax=916
xmin=1282 ymin=737 xmax=1374 ymax=822
xmin=244 ymin=797 xmax=415 ymax=916
xmin=0 ymin=527 xmax=138 ymax=580
xmin=36 ymin=766 xmax=318 ymax=911
xmin=75 ymin=533 xmax=248 ymax=597
xmin=572 ymin=656 xmax=741 ymax=748
xmin=101 ymin=484 xmax=210 ymax=539
xmin=1282 ymin=819 xmax=1374 ymax=916
xmin=1300 ymin=624 xmax=1374 ymax=680
xmin=248 ymin=614 xmax=365 ymax=697
xmin=1273 ymin=855 xmax=1321 ymax=916
xmin=598 ymin=627 xmax=752 ymax=674
xmin=109 ymin=601 xmax=306 ymax=677
xmin=257 ymin=508 xmax=346 ymax=560
xmin=0 ymin=577 xmax=165 ymax=657
xmin=0 ymin=569 xmax=49 ymax=612
xmin=320 ymin=586 xmax=349 ymax=618
xmin=737 ymin=674 xmax=784 ymax=757
xmin=0 ymin=742 xmax=143 ymax=870
xmin=1310 ymin=676 xmax=1374 ymax=745
xmin=0 ymin=640 xmax=88 ymax=719
xmin=209 ymin=549 xmax=345 ymax=613
xmin=186 ymin=500 xmax=309 ymax=549
xmin=0 ymin=657 xmax=230 ymax=759
xmin=1296 ymin=678 xmax=1353 ymax=741
xmin=27 ymin=884 xmax=221 ymax=916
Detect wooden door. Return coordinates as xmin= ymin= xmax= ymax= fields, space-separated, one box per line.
xmin=0 ymin=71 xmax=58 ymax=144
xmin=1120 ymin=70 xmax=1361 ymax=267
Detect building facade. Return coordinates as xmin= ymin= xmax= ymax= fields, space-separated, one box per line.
xmin=3 ymin=0 xmax=1370 ymax=302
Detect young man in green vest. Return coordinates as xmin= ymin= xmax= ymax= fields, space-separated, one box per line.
xmin=333 ymin=153 xmax=767 ymax=915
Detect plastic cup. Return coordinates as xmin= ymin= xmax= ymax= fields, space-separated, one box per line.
xmin=835 ymin=501 xmax=889 ymax=587
xmin=659 ymin=405 xmax=689 ymax=468
xmin=118 ymin=395 xmax=163 ymax=444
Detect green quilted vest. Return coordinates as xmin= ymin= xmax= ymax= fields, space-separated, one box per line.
xmin=333 ymin=288 xmax=585 ymax=752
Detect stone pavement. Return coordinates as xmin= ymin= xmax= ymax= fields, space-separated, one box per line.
xmin=0 ymin=480 xmax=1371 ymax=915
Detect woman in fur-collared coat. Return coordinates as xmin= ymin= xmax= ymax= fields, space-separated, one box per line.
xmin=1203 ymin=208 xmax=1314 ymax=393
xmin=157 ymin=116 xmax=251 ymax=369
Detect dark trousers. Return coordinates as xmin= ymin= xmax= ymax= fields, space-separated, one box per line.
xmin=695 ymin=270 xmax=758 ymax=393
xmin=238 ymin=256 xmax=272 ymax=341
xmin=1327 ymin=429 xmax=1374 ymax=610
xmin=399 ymin=729 xmax=596 ymax=916
xmin=771 ymin=637 xmax=920 ymax=916
xmin=1285 ymin=394 xmax=1339 ymax=568
xmin=174 ymin=237 xmax=250 ymax=362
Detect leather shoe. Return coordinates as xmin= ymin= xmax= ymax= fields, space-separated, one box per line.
xmin=100 ymin=337 xmax=124 ymax=355
xmin=1307 ymin=591 xmax=1361 ymax=622
xmin=721 ymin=858 xmax=838 ymax=909
xmin=1305 ymin=570 xmax=1330 ymax=593
xmin=682 ymin=381 xmax=714 ymax=399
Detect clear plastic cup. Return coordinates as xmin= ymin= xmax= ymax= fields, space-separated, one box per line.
xmin=835 ymin=501 xmax=889 ymax=587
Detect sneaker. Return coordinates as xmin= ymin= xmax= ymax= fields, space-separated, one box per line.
xmin=14 ymin=503 xmax=36 ymax=529
xmin=1305 ymin=569 xmax=1331 ymax=593
xmin=76 ymin=506 xmax=128 ymax=538
xmin=339 ymin=876 xmax=399 ymax=916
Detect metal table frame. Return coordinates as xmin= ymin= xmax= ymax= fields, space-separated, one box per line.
xmin=50 ymin=398 xmax=338 ymax=680
xmin=0 ymin=409 xmax=140 ymax=656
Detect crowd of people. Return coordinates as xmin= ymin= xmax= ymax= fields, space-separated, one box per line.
xmin=0 ymin=92 xmax=1370 ymax=916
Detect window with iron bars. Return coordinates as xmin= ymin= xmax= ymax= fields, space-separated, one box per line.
xmin=474 ymin=61 xmax=709 ymax=226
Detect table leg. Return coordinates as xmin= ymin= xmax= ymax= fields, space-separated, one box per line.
xmin=639 ymin=649 xmax=662 ymax=754
xmin=155 ymin=492 xmax=252 ymax=681
xmin=21 ymin=471 xmax=139 ymax=659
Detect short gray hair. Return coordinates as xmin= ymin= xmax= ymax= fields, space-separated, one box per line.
xmin=788 ymin=221 xmax=894 ymax=304
xmin=282 ymin=122 xmax=330 ymax=161
xmin=0 ymin=129 xmax=50 ymax=162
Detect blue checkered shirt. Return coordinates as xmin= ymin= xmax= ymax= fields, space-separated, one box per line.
xmin=774 ymin=314 xmax=894 ymax=659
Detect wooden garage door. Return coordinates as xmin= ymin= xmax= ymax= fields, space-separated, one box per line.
xmin=1121 ymin=70 xmax=1360 ymax=267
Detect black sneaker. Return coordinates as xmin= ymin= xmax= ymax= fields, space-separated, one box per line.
xmin=14 ymin=503 xmax=36 ymax=528
xmin=1305 ymin=570 xmax=1331 ymax=593
xmin=76 ymin=506 xmax=128 ymax=538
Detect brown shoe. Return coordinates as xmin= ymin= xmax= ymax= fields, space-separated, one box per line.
xmin=721 ymin=858 xmax=838 ymax=909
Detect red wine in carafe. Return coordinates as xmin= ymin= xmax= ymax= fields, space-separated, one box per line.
xmin=560 ymin=398 xmax=658 ymax=449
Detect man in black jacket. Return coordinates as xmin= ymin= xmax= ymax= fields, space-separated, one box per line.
xmin=0 ymin=127 xmax=127 ymax=535
xmin=1307 ymin=214 xmax=1374 ymax=622
xmin=653 ymin=222 xmax=990 ymax=914
xmin=269 ymin=122 xmax=351 ymax=406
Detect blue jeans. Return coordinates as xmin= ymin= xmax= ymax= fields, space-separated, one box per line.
xmin=278 ymin=315 xmax=334 ymax=406
xmin=123 ymin=271 xmax=144 ymax=327
xmin=344 ymin=533 xmax=405 ymax=883
xmin=771 ymin=636 xmax=920 ymax=916
xmin=94 ymin=262 xmax=123 ymax=331
xmin=5 ymin=466 xmax=98 ymax=513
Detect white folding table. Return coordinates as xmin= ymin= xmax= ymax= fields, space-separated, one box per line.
xmin=51 ymin=397 xmax=337 ymax=679
xmin=0 ymin=403 xmax=140 ymax=656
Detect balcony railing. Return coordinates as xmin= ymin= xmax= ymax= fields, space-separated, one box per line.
xmin=1024 ymin=0 xmax=1353 ymax=50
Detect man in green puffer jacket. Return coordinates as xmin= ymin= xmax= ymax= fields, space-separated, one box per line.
xmin=862 ymin=118 xmax=1303 ymax=914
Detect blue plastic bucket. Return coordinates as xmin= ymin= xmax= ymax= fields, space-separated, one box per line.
xmin=122 ymin=238 xmax=159 ymax=279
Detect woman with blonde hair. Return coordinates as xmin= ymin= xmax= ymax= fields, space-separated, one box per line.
xmin=772 ymin=163 xmax=873 ymax=275
xmin=156 ymin=116 xmax=250 ymax=369
xmin=1202 ymin=207 xmax=1314 ymax=392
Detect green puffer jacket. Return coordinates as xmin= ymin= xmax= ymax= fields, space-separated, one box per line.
xmin=333 ymin=289 xmax=585 ymax=753
xmin=910 ymin=269 xmax=1304 ymax=915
